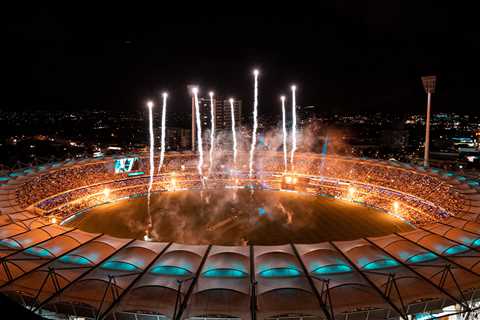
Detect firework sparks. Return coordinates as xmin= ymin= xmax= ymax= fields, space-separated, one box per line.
xmin=192 ymin=87 xmax=204 ymax=185
xmin=249 ymin=69 xmax=259 ymax=178
xmin=281 ymin=95 xmax=288 ymax=173
xmin=290 ymin=85 xmax=297 ymax=171
xmin=157 ymin=92 xmax=168 ymax=173
xmin=230 ymin=98 xmax=238 ymax=167
xmin=209 ymin=91 xmax=215 ymax=175
xmin=146 ymin=100 xmax=155 ymax=240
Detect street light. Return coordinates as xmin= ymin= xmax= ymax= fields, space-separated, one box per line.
xmin=421 ymin=75 xmax=436 ymax=167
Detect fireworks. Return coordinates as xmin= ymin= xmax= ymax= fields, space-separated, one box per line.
xmin=230 ymin=98 xmax=238 ymax=167
xmin=209 ymin=91 xmax=215 ymax=175
xmin=281 ymin=95 xmax=288 ymax=173
xmin=290 ymin=85 xmax=297 ymax=171
xmin=146 ymin=100 xmax=155 ymax=239
xmin=192 ymin=87 xmax=204 ymax=185
xmin=249 ymin=69 xmax=259 ymax=178
xmin=157 ymin=92 xmax=168 ymax=173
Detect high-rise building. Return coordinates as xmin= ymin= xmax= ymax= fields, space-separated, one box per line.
xmin=191 ymin=95 xmax=242 ymax=150
xmin=166 ymin=127 xmax=192 ymax=150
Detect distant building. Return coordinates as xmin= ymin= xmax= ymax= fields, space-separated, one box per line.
xmin=166 ymin=127 xmax=191 ymax=150
xmin=191 ymin=95 xmax=242 ymax=150
xmin=298 ymin=105 xmax=317 ymax=126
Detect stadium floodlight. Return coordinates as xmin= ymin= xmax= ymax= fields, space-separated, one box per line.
xmin=421 ymin=76 xmax=436 ymax=167
xmin=348 ymin=186 xmax=356 ymax=195
xmin=393 ymin=201 xmax=400 ymax=213
xmin=103 ymin=188 xmax=111 ymax=199
xmin=422 ymin=76 xmax=436 ymax=94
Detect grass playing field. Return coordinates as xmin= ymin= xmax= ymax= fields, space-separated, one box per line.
xmin=67 ymin=189 xmax=413 ymax=245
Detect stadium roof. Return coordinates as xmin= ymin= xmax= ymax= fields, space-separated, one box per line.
xmin=0 ymin=154 xmax=480 ymax=319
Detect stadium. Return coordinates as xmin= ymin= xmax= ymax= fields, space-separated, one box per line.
xmin=1 ymin=151 xmax=480 ymax=319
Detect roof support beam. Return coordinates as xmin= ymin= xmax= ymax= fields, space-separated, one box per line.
xmin=395 ymin=233 xmax=480 ymax=278
xmin=0 ymin=227 xmax=74 ymax=262
xmin=97 ymin=242 xmax=172 ymax=320
xmin=438 ymin=218 xmax=480 ymax=237
xmin=0 ymin=231 xmax=103 ymax=290
xmin=364 ymin=237 xmax=470 ymax=310
xmin=290 ymin=243 xmax=334 ymax=320
xmin=419 ymin=226 xmax=480 ymax=254
xmin=175 ymin=245 xmax=212 ymax=320
xmin=0 ymin=222 xmax=53 ymax=239
xmin=249 ymin=244 xmax=257 ymax=320
xmin=329 ymin=241 xmax=408 ymax=320
xmin=32 ymin=238 xmax=136 ymax=312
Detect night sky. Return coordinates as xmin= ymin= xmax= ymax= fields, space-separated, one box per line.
xmin=5 ymin=3 xmax=480 ymax=115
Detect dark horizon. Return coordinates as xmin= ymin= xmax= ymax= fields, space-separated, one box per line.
xmin=5 ymin=4 xmax=480 ymax=115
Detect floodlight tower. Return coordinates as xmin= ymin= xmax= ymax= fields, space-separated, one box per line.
xmin=421 ymin=75 xmax=436 ymax=167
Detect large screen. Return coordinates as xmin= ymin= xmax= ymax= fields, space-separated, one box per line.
xmin=114 ymin=157 xmax=140 ymax=173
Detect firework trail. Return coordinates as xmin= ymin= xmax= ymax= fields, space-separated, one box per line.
xmin=146 ymin=100 xmax=155 ymax=240
xmin=192 ymin=87 xmax=204 ymax=185
xmin=281 ymin=95 xmax=288 ymax=173
xmin=249 ymin=69 xmax=259 ymax=178
xmin=209 ymin=91 xmax=215 ymax=175
xmin=290 ymin=85 xmax=297 ymax=171
xmin=157 ymin=92 xmax=168 ymax=173
xmin=230 ymin=98 xmax=238 ymax=167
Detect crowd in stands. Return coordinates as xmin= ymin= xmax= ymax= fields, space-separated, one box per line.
xmin=14 ymin=153 xmax=465 ymax=226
